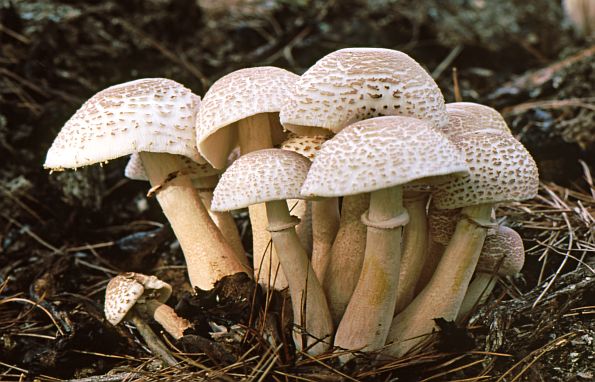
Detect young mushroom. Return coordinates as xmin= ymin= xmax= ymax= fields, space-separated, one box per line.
xmin=196 ymin=67 xmax=300 ymax=290
xmin=44 ymin=78 xmax=248 ymax=290
xmin=301 ymin=116 xmax=468 ymax=360
xmin=104 ymin=272 xmax=192 ymax=365
xmin=211 ymin=149 xmax=333 ymax=355
xmin=457 ymin=225 xmax=525 ymax=322
xmin=105 ymin=272 xmax=192 ymax=339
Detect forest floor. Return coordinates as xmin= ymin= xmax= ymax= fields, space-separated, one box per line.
xmin=0 ymin=1 xmax=593 ymax=381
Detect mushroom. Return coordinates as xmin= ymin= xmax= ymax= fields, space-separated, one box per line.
xmin=280 ymin=47 xmax=449 ymax=325
xmin=457 ymin=225 xmax=525 ymax=322
xmin=386 ymin=130 xmax=538 ymax=358
xmin=211 ymin=149 xmax=333 ymax=355
xmin=196 ymin=67 xmax=300 ymax=290
xmin=104 ymin=272 xmax=192 ymax=365
xmin=125 ymin=152 xmax=246 ymax=261
xmin=44 ymin=78 xmax=248 ymax=290
xmin=301 ymin=116 xmax=468 ymax=359
xmin=280 ymin=134 xmax=340 ymax=282
xmin=415 ymin=102 xmax=512 ymax=293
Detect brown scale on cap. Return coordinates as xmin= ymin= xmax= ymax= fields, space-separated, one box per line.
xmin=211 ymin=149 xmax=311 ymax=211
xmin=280 ymin=133 xmax=327 ymax=161
xmin=281 ymin=48 xmax=448 ymax=136
xmin=476 ymin=226 xmax=525 ymax=275
xmin=444 ymin=102 xmax=511 ymax=137
xmin=197 ymin=67 xmax=299 ymax=169
xmin=45 ymin=78 xmax=201 ymax=169
xmin=432 ymin=131 xmax=539 ymax=209
xmin=301 ymin=116 xmax=468 ymax=198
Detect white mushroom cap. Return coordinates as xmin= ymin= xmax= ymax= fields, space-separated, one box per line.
xmin=280 ymin=48 xmax=448 ymax=136
xmin=432 ymin=131 xmax=539 ymax=209
xmin=104 ymin=272 xmax=172 ymax=325
xmin=300 ymin=116 xmax=468 ymax=198
xmin=280 ymin=133 xmax=327 ymax=161
xmin=444 ymin=102 xmax=511 ymax=137
xmin=196 ymin=67 xmax=299 ymax=168
xmin=124 ymin=153 xmax=221 ymax=181
xmin=476 ymin=226 xmax=525 ymax=275
xmin=45 ymin=78 xmax=202 ymax=170
xmin=211 ymin=149 xmax=311 ymax=211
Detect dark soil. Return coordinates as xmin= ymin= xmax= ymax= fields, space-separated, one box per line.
xmin=0 ymin=1 xmax=593 ymax=381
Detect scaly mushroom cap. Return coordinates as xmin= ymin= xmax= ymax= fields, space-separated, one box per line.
xmin=280 ymin=48 xmax=448 ymax=136
xmin=280 ymin=133 xmax=327 ymax=161
xmin=104 ymin=272 xmax=172 ymax=325
xmin=211 ymin=149 xmax=311 ymax=211
xmin=444 ymin=102 xmax=511 ymax=137
xmin=476 ymin=226 xmax=525 ymax=275
xmin=196 ymin=67 xmax=299 ymax=168
xmin=428 ymin=205 xmax=461 ymax=245
xmin=432 ymin=131 xmax=539 ymax=209
xmin=300 ymin=116 xmax=468 ymax=198
xmin=124 ymin=153 xmax=221 ymax=181
xmin=45 ymin=78 xmax=202 ymax=169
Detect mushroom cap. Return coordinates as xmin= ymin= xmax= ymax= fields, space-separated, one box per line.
xmin=104 ymin=272 xmax=172 ymax=325
xmin=44 ymin=78 xmax=202 ymax=170
xmin=211 ymin=149 xmax=311 ymax=211
xmin=300 ymin=116 xmax=468 ymax=198
xmin=444 ymin=102 xmax=511 ymax=137
xmin=280 ymin=47 xmax=448 ymax=136
xmin=280 ymin=133 xmax=327 ymax=161
xmin=124 ymin=153 xmax=221 ymax=181
xmin=476 ymin=226 xmax=525 ymax=275
xmin=196 ymin=67 xmax=299 ymax=168
xmin=432 ymin=130 xmax=539 ymax=209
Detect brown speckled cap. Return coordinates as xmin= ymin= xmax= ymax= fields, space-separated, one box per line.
xmin=104 ymin=272 xmax=172 ymax=325
xmin=124 ymin=153 xmax=221 ymax=181
xmin=432 ymin=131 xmax=539 ymax=209
xmin=444 ymin=102 xmax=511 ymax=137
xmin=280 ymin=133 xmax=327 ymax=161
xmin=44 ymin=78 xmax=202 ymax=170
xmin=211 ymin=149 xmax=311 ymax=211
xmin=280 ymin=48 xmax=448 ymax=136
xmin=476 ymin=226 xmax=525 ymax=275
xmin=300 ymin=116 xmax=468 ymax=198
xmin=196 ymin=67 xmax=299 ymax=169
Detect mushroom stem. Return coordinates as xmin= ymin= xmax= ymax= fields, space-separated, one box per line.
xmin=141 ymin=299 xmax=193 ymax=340
xmin=139 ymin=152 xmax=248 ymax=290
xmin=237 ymin=114 xmax=290 ymax=290
xmin=334 ymin=187 xmax=406 ymax=360
xmin=265 ymin=199 xmax=333 ymax=355
xmin=386 ymin=203 xmax=492 ymax=358
xmin=395 ymin=192 xmax=429 ymax=314
xmin=311 ymin=197 xmax=340 ymax=282
xmin=321 ymin=194 xmax=370 ymax=325
xmin=457 ymin=272 xmax=498 ymax=322
xmin=129 ymin=310 xmax=178 ymax=366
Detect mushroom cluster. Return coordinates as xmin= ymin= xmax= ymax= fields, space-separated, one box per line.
xmin=44 ymin=47 xmax=538 ymax=361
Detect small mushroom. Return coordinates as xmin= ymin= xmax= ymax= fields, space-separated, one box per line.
xmin=457 ymin=226 xmax=525 ymax=322
xmin=104 ymin=272 xmax=192 ymax=366
xmin=212 ymin=149 xmax=333 ymax=355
